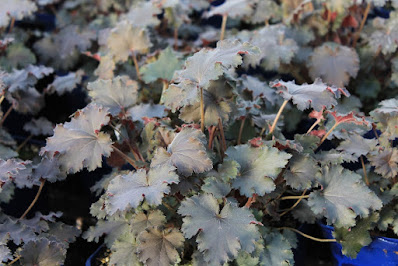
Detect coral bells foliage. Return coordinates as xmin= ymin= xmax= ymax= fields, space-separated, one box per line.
xmin=1 ymin=0 xmax=398 ymax=265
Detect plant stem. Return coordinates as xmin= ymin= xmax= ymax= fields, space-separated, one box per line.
xmin=8 ymin=255 xmax=21 ymax=265
xmin=19 ymin=179 xmax=45 ymax=220
xmin=220 ymin=14 xmax=228 ymax=41
xmin=112 ymin=145 xmax=139 ymax=169
xmin=8 ymin=17 xmax=15 ymax=33
xmin=280 ymin=195 xmax=309 ymax=200
xmin=372 ymin=124 xmax=380 ymax=140
xmin=208 ymin=126 xmax=217 ymax=149
xmin=0 ymin=105 xmax=14 ymax=128
xmin=0 ymin=95 xmax=4 ymax=105
xmin=279 ymin=189 xmax=307 ymax=217
xmin=320 ymin=122 xmax=339 ymax=145
xmin=353 ymin=2 xmax=371 ymax=48
xmin=306 ymin=120 xmax=320 ymax=134
xmin=132 ymin=52 xmax=141 ymax=80
xmin=214 ymin=136 xmax=223 ymax=158
xmin=244 ymin=194 xmax=257 ymax=208
xmin=162 ymin=80 xmax=169 ymax=94
xmin=237 ymin=117 xmax=246 ymax=145
xmin=360 ymin=155 xmax=370 ymax=186
xmin=218 ymin=118 xmax=227 ymax=151
xmin=200 ymin=87 xmax=205 ymax=132
xmin=173 ymin=28 xmax=178 ymax=50
xmin=279 ymin=227 xmax=337 ymax=242
xmin=16 ymin=135 xmax=33 ymax=153
xmin=269 ymin=100 xmax=289 ymax=134
xmin=259 ymin=127 xmax=266 ymax=137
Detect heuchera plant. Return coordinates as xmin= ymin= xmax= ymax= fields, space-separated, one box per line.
xmin=0 ymin=0 xmax=398 ymax=265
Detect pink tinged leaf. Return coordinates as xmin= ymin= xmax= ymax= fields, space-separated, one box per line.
xmin=328 ymin=111 xmax=369 ymax=126
xmin=310 ymin=129 xmax=326 ymax=138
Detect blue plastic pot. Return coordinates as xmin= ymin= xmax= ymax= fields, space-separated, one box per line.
xmin=319 ymin=223 xmax=398 ymax=266
xmin=85 ymin=244 xmax=104 ymax=266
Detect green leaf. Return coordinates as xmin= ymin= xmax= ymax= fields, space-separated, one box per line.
xmin=236 ymin=250 xmax=260 ymax=266
xmin=226 ymin=144 xmax=291 ymax=197
xmin=258 ymin=229 xmax=294 ymax=266
xmin=217 ymin=159 xmax=240 ymax=182
xmin=178 ymin=193 xmax=260 ymax=265
xmin=333 ymin=213 xmax=379 ymax=258
xmin=105 ymin=165 xmax=179 ymax=214
xmin=202 ymin=176 xmax=231 ymax=199
xmin=83 ymin=218 xmax=129 ymax=246
xmin=151 ymin=127 xmax=213 ymax=176
xmin=137 ymin=226 xmax=184 ymax=266
xmin=292 ymin=200 xmax=322 ymax=224
xmin=284 ymin=153 xmax=319 ymax=190
xmin=308 ymin=165 xmax=382 ymax=227
xmin=337 ymin=133 xmax=378 ymax=159
xmin=141 ymin=47 xmax=182 ymax=83
xmin=0 ymin=43 xmax=36 ymax=70
xmin=239 ymin=75 xmax=277 ymax=103
xmin=109 ymin=231 xmax=139 ymax=266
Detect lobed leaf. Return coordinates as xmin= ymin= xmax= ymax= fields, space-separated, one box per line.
xmin=333 ymin=213 xmax=379 ymax=258
xmin=178 ymin=193 xmax=260 ymax=265
xmin=140 ymin=47 xmax=182 ymax=83
xmin=137 ymin=226 xmax=184 ymax=266
xmin=88 ymin=76 xmax=139 ymax=116
xmin=20 ymin=238 xmax=66 ymax=266
xmin=270 ymin=78 xmax=349 ymax=111
xmin=308 ymin=42 xmax=359 ymax=87
xmin=40 ymin=104 xmax=113 ymax=173
xmin=151 ymin=127 xmax=213 ymax=176
xmin=226 ymin=144 xmax=291 ymax=197
xmin=308 ymin=165 xmax=382 ymax=227
xmin=105 ymin=165 xmax=179 ymax=215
